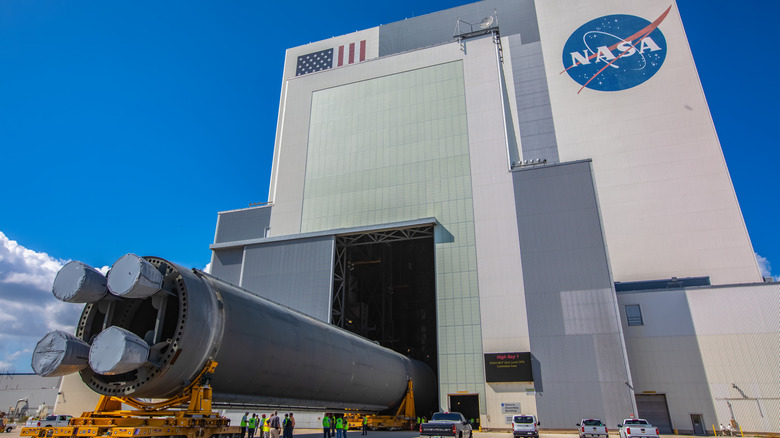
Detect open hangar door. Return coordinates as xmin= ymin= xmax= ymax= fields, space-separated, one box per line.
xmin=331 ymin=224 xmax=438 ymax=414
xmin=449 ymin=393 xmax=480 ymax=428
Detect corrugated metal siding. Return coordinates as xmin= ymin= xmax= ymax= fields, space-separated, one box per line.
xmin=214 ymin=206 xmax=271 ymax=244
xmin=378 ymin=0 xmax=539 ymax=57
xmin=211 ymin=248 xmax=244 ymax=285
xmin=508 ymin=38 xmax=559 ymax=163
xmin=636 ymin=394 xmax=674 ymax=434
xmin=0 ymin=374 xmax=61 ymax=417
xmin=241 ymin=236 xmax=335 ymax=321
xmin=512 ymin=160 xmax=633 ymax=428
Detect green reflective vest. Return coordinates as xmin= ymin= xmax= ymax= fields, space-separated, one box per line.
xmin=323 ymin=417 xmax=331 ymax=428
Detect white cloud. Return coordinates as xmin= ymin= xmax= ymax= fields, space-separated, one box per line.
xmin=755 ymin=253 xmax=778 ymax=280
xmin=203 ymin=262 xmax=212 ymax=274
xmin=0 ymin=231 xmax=85 ymax=372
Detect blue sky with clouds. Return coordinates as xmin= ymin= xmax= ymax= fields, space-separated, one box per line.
xmin=0 ymin=1 xmax=777 ymax=372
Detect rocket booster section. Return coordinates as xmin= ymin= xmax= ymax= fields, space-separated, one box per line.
xmin=33 ymin=254 xmax=436 ymax=411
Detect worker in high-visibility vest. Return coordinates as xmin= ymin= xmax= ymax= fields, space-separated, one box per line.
xmin=362 ymin=416 xmax=368 ymax=435
xmin=261 ymin=415 xmax=268 ymax=438
xmin=335 ymin=416 xmax=344 ymax=438
xmin=241 ymin=412 xmax=249 ymax=438
xmin=323 ymin=415 xmax=332 ymax=438
xmin=248 ymin=414 xmax=257 ymax=438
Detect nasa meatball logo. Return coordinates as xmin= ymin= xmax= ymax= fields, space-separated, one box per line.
xmin=562 ymin=6 xmax=672 ymax=93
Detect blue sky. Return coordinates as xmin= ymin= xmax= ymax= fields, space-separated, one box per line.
xmin=0 ymin=1 xmax=777 ymax=372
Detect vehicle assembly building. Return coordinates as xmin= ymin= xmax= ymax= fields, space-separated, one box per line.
xmin=46 ymin=0 xmax=777 ymax=435
xmin=206 ymin=0 xmax=776 ymax=433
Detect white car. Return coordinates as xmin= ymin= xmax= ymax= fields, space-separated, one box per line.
xmin=578 ymin=419 xmax=608 ymax=438
xmin=512 ymin=415 xmax=540 ymax=438
xmin=618 ymin=419 xmax=659 ymax=438
xmin=26 ymin=415 xmax=73 ymax=428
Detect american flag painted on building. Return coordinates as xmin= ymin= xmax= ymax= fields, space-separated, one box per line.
xmin=296 ymin=40 xmax=367 ymax=76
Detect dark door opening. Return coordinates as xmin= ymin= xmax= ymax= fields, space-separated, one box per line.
xmin=449 ymin=394 xmax=479 ymax=430
xmin=331 ymin=225 xmax=438 ymax=414
xmin=690 ymin=414 xmax=705 ymax=435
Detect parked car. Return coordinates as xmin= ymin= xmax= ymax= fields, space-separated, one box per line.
xmin=578 ymin=419 xmax=608 ymax=438
xmin=30 ymin=415 xmax=73 ymax=428
xmin=512 ymin=415 xmax=540 ymax=438
xmin=419 ymin=412 xmax=473 ymax=438
xmin=618 ymin=419 xmax=659 ymax=438
xmin=1 ymin=421 xmax=17 ymax=433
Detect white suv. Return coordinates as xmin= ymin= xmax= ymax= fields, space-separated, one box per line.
xmin=512 ymin=415 xmax=540 ymax=438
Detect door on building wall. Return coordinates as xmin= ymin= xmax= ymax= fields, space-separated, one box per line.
xmin=635 ymin=394 xmax=673 ymax=434
xmin=690 ymin=414 xmax=705 ymax=435
xmin=448 ymin=394 xmax=480 ymax=429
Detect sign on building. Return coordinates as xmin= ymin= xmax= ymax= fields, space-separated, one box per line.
xmin=484 ymin=352 xmax=533 ymax=382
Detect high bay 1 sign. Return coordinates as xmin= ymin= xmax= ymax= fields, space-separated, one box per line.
xmin=562 ymin=6 xmax=671 ymax=92
xmin=484 ymin=352 xmax=533 ymax=382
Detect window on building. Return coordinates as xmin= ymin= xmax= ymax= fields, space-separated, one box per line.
xmin=625 ymin=304 xmax=644 ymax=326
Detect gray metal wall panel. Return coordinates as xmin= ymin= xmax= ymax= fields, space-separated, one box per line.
xmin=512 ymin=161 xmax=633 ymax=428
xmin=215 ymin=206 xmax=272 ymax=244
xmin=241 ymin=236 xmax=334 ymax=322
xmin=0 ymin=374 xmax=61 ymax=416
xmin=378 ymin=0 xmax=539 ymax=57
xmin=508 ymin=38 xmax=559 ymax=163
xmin=211 ymin=248 xmax=244 ymax=285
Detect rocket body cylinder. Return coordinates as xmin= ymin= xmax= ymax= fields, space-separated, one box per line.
xmin=66 ymin=256 xmax=435 ymax=411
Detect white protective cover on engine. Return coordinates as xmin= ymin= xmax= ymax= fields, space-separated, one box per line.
xmin=32 ymin=330 xmax=91 ymax=377
xmin=107 ymin=254 xmax=163 ymax=298
xmin=52 ymin=260 xmax=107 ymax=303
xmin=89 ymin=326 xmax=150 ymax=375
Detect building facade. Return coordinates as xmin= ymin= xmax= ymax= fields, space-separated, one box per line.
xmin=0 ymin=374 xmax=61 ymax=419
xmin=208 ymin=0 xmax=777 ymax=433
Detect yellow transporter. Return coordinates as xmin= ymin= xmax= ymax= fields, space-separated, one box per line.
xmin=21 ymin=362 xmax=239 ymax=438
xmin=345 ymin=379 xmax=417 ymax=431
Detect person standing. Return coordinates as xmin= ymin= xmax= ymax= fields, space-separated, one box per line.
xmin=330 ymin=414 xmax=336 ymax=438
xmin=289 ymin=413 xmax=295 ymax=438
xmin=241 ymin=412 xmax=249 ymax=438
xmin=248 ymin=414 xmax=257 ymax=438
xmin=341 ymin=415 xmax=348 ymax=438
xmin=269 ymin=411 xmax=281 ymax=438
xmin=361 ymin=415 xmax=368 ymax=435
xmin=262 ymin=414 xmax=271 ymax=438
xmin=335 ymin=416 xmax=344 ymax=438
xmin=257 ymin=414 xmax=263 ymax=438
xmin=282 ymin=414 xmax=291 ymax=438
xmin=322 ymin=414 xmax=332 ymax=438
